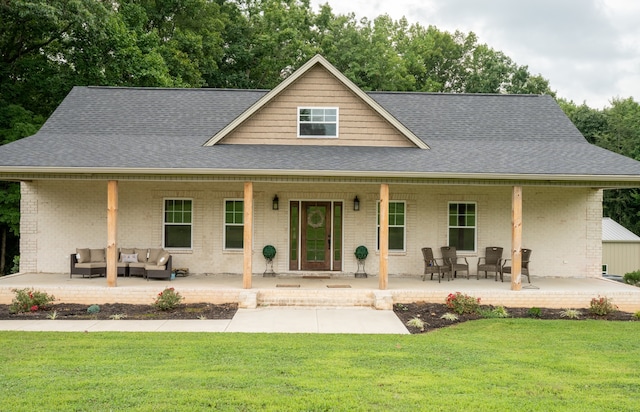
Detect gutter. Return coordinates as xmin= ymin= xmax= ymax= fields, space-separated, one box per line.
xmin=1 ymin=166 xmax=640 ymax=186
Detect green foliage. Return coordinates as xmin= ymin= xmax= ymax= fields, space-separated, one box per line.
xmin=479 ymin=306 xmax=510 ymax=319
xmin=440 ymin=312 xmax=459 ymax=321
xmin=1 ymin=322 xmax=640 ymax=410
xmin=354 ymin=245 xmax=368 ymax=260
xmin=561 ymin=97 xmax=640 ymax=236
xmin=153 ymin=287 xmax=183 ymax=311
xmin=633 ymin=311 xmax=640 ymax=320
xmin=623 ymin=270 xmax=640 ymax=286
xmin=262 ymin=245 xmax=276 ymax=260
xmin=87 ymin=304 xmax=100 ymax=315
xmin=589 ymin=296 xmax=618 ymax=316
xmin=9 ymin=288 xmax=56 ymax=313
xmin=527 ymin=307 xmax=542 ymax=318
xmin=406 ymin=317 xmax=425 ymax=331
xmin=394 ymin=303 xmax=409 ymax=311
xmin=445 ymin=292 xmax=480 ymax=314
xmin=560 ymin=309 xmax=582 ymax=319
xmin=9 ymin=255 xmax=20 ymax=275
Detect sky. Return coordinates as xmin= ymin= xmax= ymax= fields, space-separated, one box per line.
xmin=310 ymin=0 xmax=640 ymax=109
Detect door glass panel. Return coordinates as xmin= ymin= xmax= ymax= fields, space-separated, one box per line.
xmin=333 ymin=203 xmax=342 ymax=262
xmin=290 ymin=203 xmax=298 ymax=265
xmin=305 ymin=205 xmax=326 ymax=262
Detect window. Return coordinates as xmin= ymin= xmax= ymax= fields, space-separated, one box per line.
xmin=298 ymin=107 xmax=338 ymax=137
xmin=224 ymin=200 xmax=244 ymax=249
xmin=164 ymin=199 xmax=192 ymax=249
xmin=448 ymin=202 xmax=476 ymax=252
xmin=377 ymin=201 xmax=406 ymax=251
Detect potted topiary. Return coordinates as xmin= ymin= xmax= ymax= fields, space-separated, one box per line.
xmin=263 ymin=245 xmax=276 ymax=277
xmin=354 ymin=245 xmax=368 ymax=278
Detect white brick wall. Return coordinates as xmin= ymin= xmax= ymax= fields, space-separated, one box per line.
xmin=20 ymin=180 xmax=602 ymax=279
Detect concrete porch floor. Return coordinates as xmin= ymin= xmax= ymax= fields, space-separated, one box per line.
xmin=1 ymin=272 xmax=639 ymax=311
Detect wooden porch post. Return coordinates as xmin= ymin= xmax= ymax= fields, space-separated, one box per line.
xmin=511 ymin=186 xmax=522 ymax=291
xmin=107 ymin=180 xmax=118 ymax=287
xmin=379 ymin=183 xmax=389 ymax=290
xmin=243 ymin=182 xmax=253 ymax=289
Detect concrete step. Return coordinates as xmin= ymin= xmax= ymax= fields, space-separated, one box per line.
xmin=239 ymin=289 xmax=394 ymax=309
xmin=258 ymin=289 xmax=374 ymax=307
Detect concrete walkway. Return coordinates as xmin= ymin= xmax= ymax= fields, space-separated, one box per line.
xmin=0 ymin=307 xmax=410 ymax=334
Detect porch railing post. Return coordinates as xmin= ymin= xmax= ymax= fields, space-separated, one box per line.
xmin=107 ymin=180 xmax=118 ymax=287
xmin=511 ymin=185 xmax=522 ymax=291
xmin=379 ymin=183 xmax=389 ymax=290
xmin=243 ymin=182 xmax=253 ymax=289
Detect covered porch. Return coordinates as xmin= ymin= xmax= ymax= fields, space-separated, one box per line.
xmin=2 ymin=272 xmax=639 ymax=312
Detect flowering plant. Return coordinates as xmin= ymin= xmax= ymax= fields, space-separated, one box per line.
xmin=445 ymin=292 xmax=480 ymax=314
xmin=154 ymin=287 xmax=183 ymax=311
xmin=10 ymin=288 xmax=56 ymax=314
xmin=589 ymin=296 xmax=618 ymax=316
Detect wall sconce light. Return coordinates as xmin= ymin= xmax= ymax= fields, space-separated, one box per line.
xmin=353 ymin=196 xmax=360 ymax=211
xmin=272 ymin=195 xmax=279 ymax=210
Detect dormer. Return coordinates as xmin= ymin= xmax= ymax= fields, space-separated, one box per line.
xmin=204 ymin=55 xmax=428 ymax=149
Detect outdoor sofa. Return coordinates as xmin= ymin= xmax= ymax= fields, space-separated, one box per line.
xmin=118 ymin=247 xmax=173 ymax=280
xmin=70 ymin=248 xmax=107 ymax=278
xmin=71 ymin=247 xmax=172 ymax=280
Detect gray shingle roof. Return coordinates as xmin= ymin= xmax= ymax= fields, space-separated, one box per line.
xmin=1 ymin=86 xmax=640 ymax=181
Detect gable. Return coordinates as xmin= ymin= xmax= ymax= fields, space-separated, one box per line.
xmin=218 ymin=64 xmax=415 ymax=147
xmin=204 ymin=55 xmax=429 ymax=149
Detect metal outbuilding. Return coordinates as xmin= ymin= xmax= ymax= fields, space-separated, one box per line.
xmin=602 ymin=217 xmax=640 ymax=276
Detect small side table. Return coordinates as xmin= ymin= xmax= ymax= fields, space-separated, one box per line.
xmin=174 ymin=267 xmax=189 ymax=277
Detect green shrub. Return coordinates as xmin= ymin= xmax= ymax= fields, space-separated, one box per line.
xmin=527 ymin=307 xmax=542 ymax=318
xmin=480 ymin=306 xmax=510 ymax=319
xmin=262 ymin=245 xmax=276 ymax=260
xmin=623 ymin=271 xmax=640 ymax=286
xmin=394 ymin=303 xmax=408 ymax=311
xmin=87 ymin=304 xmax=100 ymax=315
xmin=445 ymin=292 xmax=480 ymax=314
xmin=560 ymin=309 xmax=582 ymax=319
xmin=589 ymin=296 xmax=618 ymax=316
xmin=440 ymin=312 xmax=459 ymax=321
xmin=154 ymin=287 xmax=183 ymax=311
xmin=406 ymin=317 xmax=425 ymax=331
xmin=354 ymin=245 xmax=368 ymax=260
xmin=10 ymin=255 xmax=19 ymax=275
xmin=10 ymin=288 xmax=56 ymax=313
xmin=633 ymin=311 xmax=640 ymax=320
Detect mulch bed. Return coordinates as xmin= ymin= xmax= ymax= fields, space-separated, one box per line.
xmin=393 ymin=302 xmax=638 ymax=334
xmin=0 ymin=302 xmax=237 ymax=320
xmin=1 ymin=301 xmax=636 ymax=333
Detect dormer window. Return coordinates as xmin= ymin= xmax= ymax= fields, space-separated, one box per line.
xmin=298 ymin=107 xmax=338 ymax=137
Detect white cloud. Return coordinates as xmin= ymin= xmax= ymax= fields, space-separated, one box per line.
xmin=311 ymin=0 xmax=640 ymax=108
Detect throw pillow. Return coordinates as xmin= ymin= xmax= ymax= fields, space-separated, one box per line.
xmin=121 ymin=253 xmax=138 ymax=263
xmin=157 ymin=251 xmax=171 ymax=266
xmin=90 ymin=248 xmax=106 ymax=262
xmin=134 ymin=248 xmax=148 ymax=262
xmin=76 ymin=248 xmax=91 ymax=263
xmin=148 ymin=248 xmax=164 ymax=265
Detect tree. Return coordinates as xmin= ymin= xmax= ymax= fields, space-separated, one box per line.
xmin=557 ymin=99 xmax=607 ymax=145
xmin=561 ymin=97 xmax=640 ymax=236
xmin=210 ymin=0 xmax=316 ymax=88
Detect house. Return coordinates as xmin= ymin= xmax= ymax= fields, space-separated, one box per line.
xmin=1 ymin=54 xmax=640 ymax=291
xmin=602 ymin=217 xmax=640 ymax=276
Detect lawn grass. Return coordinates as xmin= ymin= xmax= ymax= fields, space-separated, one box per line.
xmin=1 ymin=319 xmax=638 ymax=411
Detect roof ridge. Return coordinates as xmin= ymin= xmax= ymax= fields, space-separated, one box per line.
xmin=83 ymin=86 xmax=269 ymax=92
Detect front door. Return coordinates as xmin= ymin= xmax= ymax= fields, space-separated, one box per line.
xmin=301 ymin=202 xmax=331 ymax=270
